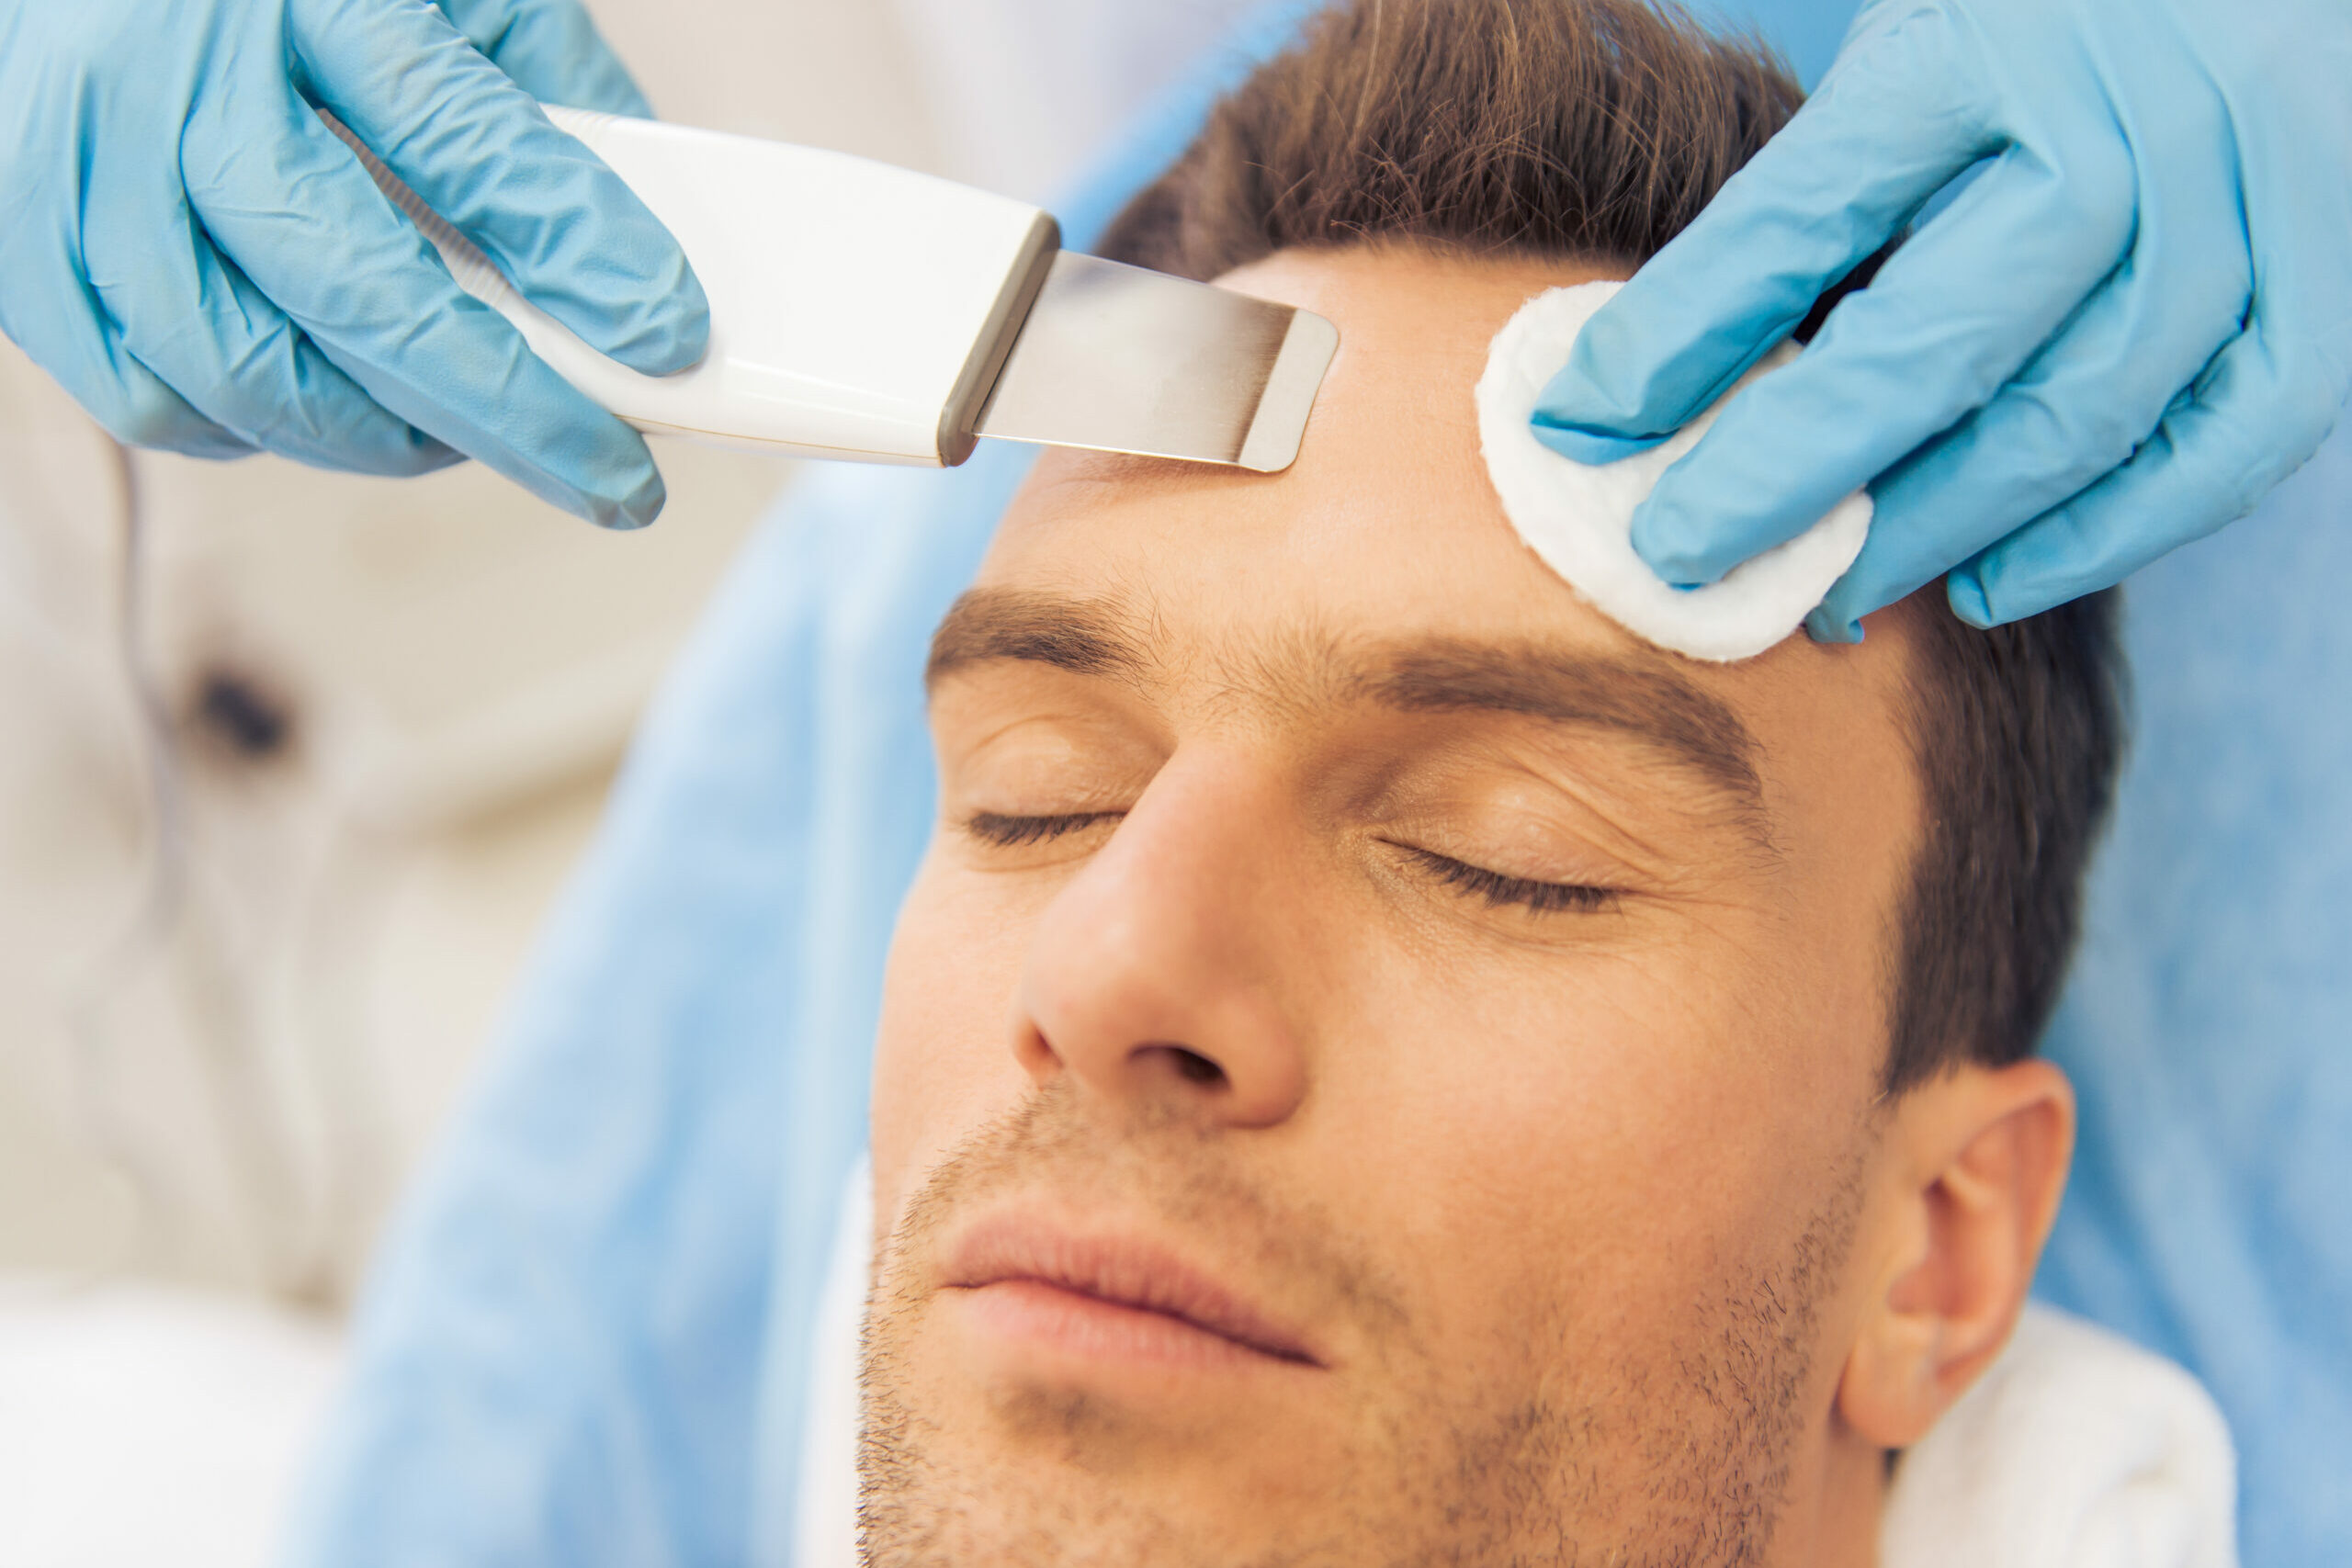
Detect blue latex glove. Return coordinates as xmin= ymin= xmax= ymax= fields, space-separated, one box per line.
xmin=0 ymin=0 xmax=708 ymax=528
xmin=1529 ymin=0 xmax=2352 ymax=637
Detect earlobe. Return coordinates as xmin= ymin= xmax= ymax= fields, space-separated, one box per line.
xmin=1837 ymin=1059 xmax=2076 ymax=1450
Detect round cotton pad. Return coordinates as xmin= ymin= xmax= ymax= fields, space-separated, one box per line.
xmin=1476 ymin=281 xmax=1871 ymax=662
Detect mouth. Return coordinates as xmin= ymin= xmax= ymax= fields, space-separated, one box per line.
xmin=940 ymin=1211 xmax=1323 ymax=1371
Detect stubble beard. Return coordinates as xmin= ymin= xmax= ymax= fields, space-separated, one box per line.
xmin=857 ymin=1085 xmax=1863 ymax=1568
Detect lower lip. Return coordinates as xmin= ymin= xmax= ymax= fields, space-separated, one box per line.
xmin=951 ymin=1279 xmax=1296 ymax=1371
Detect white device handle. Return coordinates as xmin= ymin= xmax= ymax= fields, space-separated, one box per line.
xmin=357 ymin=108 xmax=1060 ymax=466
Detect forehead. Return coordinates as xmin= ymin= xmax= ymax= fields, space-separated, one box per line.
xmin=981 ymin=247 xmax=1611 ymax=657
xmin=972 ymin=247 xmax=1915 ymax=754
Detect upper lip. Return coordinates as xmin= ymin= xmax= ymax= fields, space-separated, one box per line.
xmin=942 ymin=1208 xmax=1323 ymax=1367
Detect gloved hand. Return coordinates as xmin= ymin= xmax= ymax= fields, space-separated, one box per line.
xmin=0 ymin=0 xmax=708 ymax=528
xmin=1528 ymin=0 xmax=2352 ymax=637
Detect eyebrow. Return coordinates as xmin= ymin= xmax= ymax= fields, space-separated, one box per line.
xmin=927 ymin=588 xmax=1146 ymax=685
xmin=927 ymin=587 xmax=1763 ymax=813
xmin=1363 ymin=642 xmax=1762 ymax=807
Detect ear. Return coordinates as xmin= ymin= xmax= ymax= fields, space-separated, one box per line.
xmin=1837 ymin=1058 xmax=2075 ymax=1449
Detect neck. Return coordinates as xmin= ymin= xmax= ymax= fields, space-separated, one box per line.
xmin=1771 ymin=1418 xmax=1887 ymax=1568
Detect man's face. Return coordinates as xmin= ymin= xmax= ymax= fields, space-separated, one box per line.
xmin=862 ymin=248 xmax=1930 ymax=1567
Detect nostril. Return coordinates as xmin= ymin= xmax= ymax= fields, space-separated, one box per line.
xmin=1132 ymin=1043 xmax=1229 ymax=1089
xmin=1169 ymin=1047 xmax=1227 ymax=1088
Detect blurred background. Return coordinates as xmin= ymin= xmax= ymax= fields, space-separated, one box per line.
xmin=0 ymin=1 xmax=1261 ymax=1561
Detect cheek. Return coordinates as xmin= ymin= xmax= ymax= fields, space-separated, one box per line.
xmin=869 ymin=848 xmax=1042 ymax=1227
xmin=1314 ymin=920 xmax=1874 ymax=1351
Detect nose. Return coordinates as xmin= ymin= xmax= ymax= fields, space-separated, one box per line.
xmin=1012 ymin=750 xmax=1310 ymax=1130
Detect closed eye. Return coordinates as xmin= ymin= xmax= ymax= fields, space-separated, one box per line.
xmin=1396 ymin=844 xmax=1618 ymax=914
xmin=964 ymin=810 xmax=1123 ymax=847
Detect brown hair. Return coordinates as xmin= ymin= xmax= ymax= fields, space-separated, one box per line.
xmin=1098 ymin=0 xmax=2126 ymax=1090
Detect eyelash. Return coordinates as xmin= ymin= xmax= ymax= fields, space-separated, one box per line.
xmin=1396 ymin=845 xmax=1618 ymax=915
xmin=963 ymin=810 xmax=1120 ymax=847
xmin=966 ymin=813 xmax=1614 ymax=916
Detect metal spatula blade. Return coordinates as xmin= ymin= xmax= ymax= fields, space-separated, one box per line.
xmin=974 ymin=253 xmax=1340 ymax=474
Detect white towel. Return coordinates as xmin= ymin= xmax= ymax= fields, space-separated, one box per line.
xmin=795 ymin=1173 xmax=2236 ymax=1566
xmin=1881 ymin=1303 xmax=2240 ymax=1568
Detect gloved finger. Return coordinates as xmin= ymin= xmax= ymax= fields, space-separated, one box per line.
xmin=1529 ymin=5 xmax=1998 ymax=461
xmin=1807 ymin=119 xmax=2251 ymax=638
xmin=1949 ymin=321 xmax=2347 ymax=627
xmin=33 ymin=326 xmax=260 ymax=462
xmin=435 ymin=0 xmax=655 ymax=118
xmin=0 ymin=216 xmax=253 ymax=459
xmin=91 ymin=188 xmax=459 ymax=476
xmin=1626 ymin=128 xmax=2138 ymax=588
xmin=1955 ymin=73 xmax=2352 ymax=631
xmin=1803 ymin=274 xmax=2224 ymax=639
xmin=184 ymin=93 xmax=668 ymax=527
xmin=291 ymin=0 xmax=707 ymax=375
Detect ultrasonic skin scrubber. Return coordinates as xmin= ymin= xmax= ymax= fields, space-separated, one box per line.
xmin=338 ymin=107 xmax=1339 ymax=474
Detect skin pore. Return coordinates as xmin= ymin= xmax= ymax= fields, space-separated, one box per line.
xmin=860 ymin=247 xmax=2075 ymax=1568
